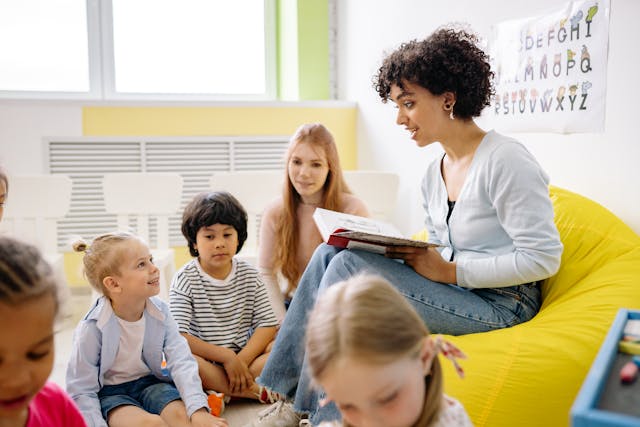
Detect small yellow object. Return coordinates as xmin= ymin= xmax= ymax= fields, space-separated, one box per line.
xmin=619 ymin=340 xmax=640 ymax=355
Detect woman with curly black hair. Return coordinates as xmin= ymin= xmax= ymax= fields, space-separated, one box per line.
xmin=248 ymin=26 xmax=563 ymax=427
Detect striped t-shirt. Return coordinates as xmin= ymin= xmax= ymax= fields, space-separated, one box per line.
xmin=170 ymin=257 xmax=278 ymax=352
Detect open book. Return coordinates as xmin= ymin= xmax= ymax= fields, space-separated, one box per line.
xmin=312 ymin=207 xmax=439 ymax=255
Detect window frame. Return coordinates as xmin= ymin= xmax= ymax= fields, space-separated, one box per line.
xmin=0 ymin=0 xmax=276 ymax=101
xmin=0 ymin=0 xmax=102 ymax=100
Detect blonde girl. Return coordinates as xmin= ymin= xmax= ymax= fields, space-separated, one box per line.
xmin=0 ymin=236 xmax=86 ymax=427
xmin=66 ymin=232 xmax=227 ymax=427
xmin=305 ymin=274 xmax=472 ymax=427
xmin=258 ymin=123 xmax=369 ymax=318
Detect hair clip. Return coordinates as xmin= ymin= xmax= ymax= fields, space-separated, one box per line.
xmin=433 ymin=335 xmax=467 ymax=378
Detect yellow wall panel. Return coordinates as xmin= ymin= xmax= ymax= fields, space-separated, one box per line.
xmin=82 ymin=106 xmax=357 ymax=168
xmin=65 ymin=250 xmax=89 ymax=287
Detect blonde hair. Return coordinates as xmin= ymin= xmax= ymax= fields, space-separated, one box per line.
xmin=305 ymin=275 xmax=443 ymax=427
xmin=72 ymin=231 xmax=141 ymax=295
xmin=274 ymin=123 xmax=351 ymax=294
xmin=0 ymin=236 xmax=59 ymax=313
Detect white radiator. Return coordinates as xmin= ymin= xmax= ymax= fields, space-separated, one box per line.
xmin=46 ymin=136 xmax=288 ymax=248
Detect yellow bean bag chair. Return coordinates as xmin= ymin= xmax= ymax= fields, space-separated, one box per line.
xmin=438 ymin=186 xmax=640 ymax=427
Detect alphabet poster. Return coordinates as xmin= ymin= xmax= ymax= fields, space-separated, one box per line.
xmin=488 ymin=0 xmax=610 ymax=133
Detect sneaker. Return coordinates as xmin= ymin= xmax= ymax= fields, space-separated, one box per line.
xmin=256 ymin=385 xmax=285 ymax=404
xmin=244 ymin=401 xmax=301 ymax=427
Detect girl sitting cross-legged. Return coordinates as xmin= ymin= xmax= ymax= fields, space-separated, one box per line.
xmin=66 ymin=231 xmax=227 ymax=427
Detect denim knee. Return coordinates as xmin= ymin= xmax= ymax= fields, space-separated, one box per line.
xmin=321 ymin=249 xmax=383 ymax=288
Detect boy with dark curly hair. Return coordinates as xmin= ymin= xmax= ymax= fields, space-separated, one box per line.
xmin=169 ymin=191 xmax=280 ymax=406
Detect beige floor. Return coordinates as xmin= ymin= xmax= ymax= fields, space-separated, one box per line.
xmin=52 ymin=288 xmax=264 ymax=426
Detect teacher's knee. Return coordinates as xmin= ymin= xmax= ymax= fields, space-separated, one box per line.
xmin=324 ymin=250 xmax=369 ymax=281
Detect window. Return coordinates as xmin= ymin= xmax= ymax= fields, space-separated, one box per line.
xmin=106 ymin=0 xmax=274 ymax=99
xmin=0 ymin=0 xmax=275 ymax=100
xmin=0 ymin=0 xmax=92 ymax=96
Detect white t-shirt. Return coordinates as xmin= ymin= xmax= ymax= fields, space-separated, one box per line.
xmin=103 ymin=315 xmax=151 ymax=385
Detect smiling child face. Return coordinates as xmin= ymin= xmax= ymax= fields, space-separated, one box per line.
xmin=109 ymin=239 xmax=161 ymax=300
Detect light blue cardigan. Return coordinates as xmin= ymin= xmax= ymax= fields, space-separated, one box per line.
xmin=422 ymin=130 xmax=563 ymax=288
xmin=66 ymin=296 xmax=208 ymax=427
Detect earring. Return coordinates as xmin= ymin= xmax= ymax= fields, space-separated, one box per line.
xmin=445 ymin=103 xmax=455 ymax=120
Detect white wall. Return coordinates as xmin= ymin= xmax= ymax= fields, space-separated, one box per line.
xmin=337 ymin=0 xmax=640 ymax=236
xmin=0 ymin=103 xmax=83 ymax=175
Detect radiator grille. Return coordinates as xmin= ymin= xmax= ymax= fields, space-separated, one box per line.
xmin=47 ymin=137 xmax=288 ymax=248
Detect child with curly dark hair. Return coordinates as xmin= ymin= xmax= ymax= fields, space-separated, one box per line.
xmin=170 ymin=191 xmax=279 ymax=405
xmin=247 ymin=25 xmax=562 ymax=427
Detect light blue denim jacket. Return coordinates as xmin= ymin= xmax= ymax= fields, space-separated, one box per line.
xmin=66 ymin=296 xmax=208 ymax=427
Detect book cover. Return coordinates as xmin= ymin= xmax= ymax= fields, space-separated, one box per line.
xmin=312 ymin=208 xmax=438 ymax=255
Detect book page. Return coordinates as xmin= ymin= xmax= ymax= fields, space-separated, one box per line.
xmin=313 ymin=208 xmax=440 ymax=252
xmin=313 ymin=208 xmax=402 ymax=240
xmin=334 ymin=216 xmax=400 ymax=236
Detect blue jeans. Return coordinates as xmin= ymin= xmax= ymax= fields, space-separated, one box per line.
xmin=258 ymin=244 xmax=541 ymax=424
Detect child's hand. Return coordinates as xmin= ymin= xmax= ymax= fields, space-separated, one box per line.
xmin=222 ymin=352 xmax=254 ymax=393
xmin=191 ymin=408 xmax=228 ymax=427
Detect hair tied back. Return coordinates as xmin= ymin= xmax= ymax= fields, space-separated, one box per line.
xmin=70 ymin=236 xmax=88 ymax=253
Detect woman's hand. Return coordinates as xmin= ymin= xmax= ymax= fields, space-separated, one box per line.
xmin=190 ymin=408 xmax=228 ymax=427
xmin=385 ymin=246 xmax=457 ymax=284
xmin=221 ymin=351 xmax=254 ymax=393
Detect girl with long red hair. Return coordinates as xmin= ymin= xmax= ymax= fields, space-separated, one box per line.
xmin=257 ymin=123 xmax=369 ymax=320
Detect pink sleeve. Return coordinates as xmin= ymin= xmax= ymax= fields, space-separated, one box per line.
xmin=342 ymin=193 xmax=370 ymax=218
xmin=257 ymin=200 xmax=281 ymax=271
xmin=27 ymin=382 xmax=87 ymax=427
xmin=257 ymin=199 xmax=287 ymax=321
xmin=61 ymin=391 xmax=88 ymax=427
